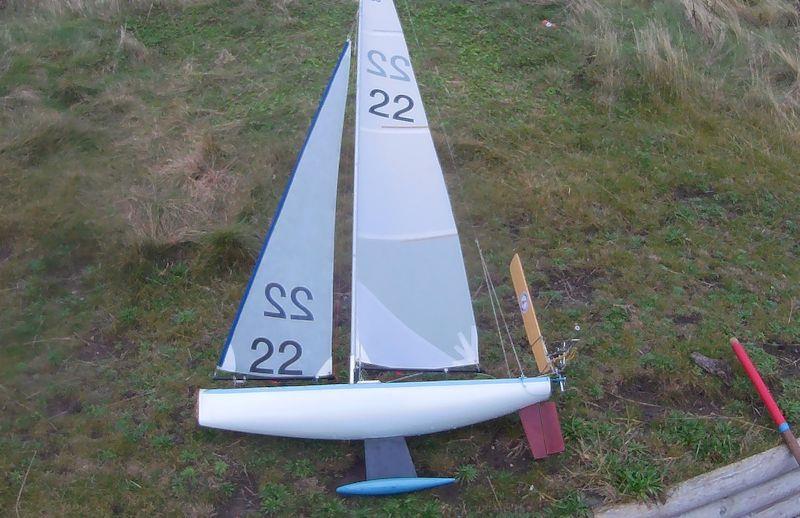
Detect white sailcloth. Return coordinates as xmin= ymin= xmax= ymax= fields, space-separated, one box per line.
xmin=218 ymin=42 xmax=351 ymax=378
xmin=351 ymin=1 xmax=478 ymax=372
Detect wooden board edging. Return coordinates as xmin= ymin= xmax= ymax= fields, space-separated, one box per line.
xmin=594 ymin=443 xmax=800 ymax=517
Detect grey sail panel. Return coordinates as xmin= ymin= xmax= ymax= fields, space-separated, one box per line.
xmin=355 ymin=236 xmax=478 ymax=369
xmin=351 ymin=1 xmax=478 ymax=372
xmin=217 ymin=42 xmax=351 ymax=378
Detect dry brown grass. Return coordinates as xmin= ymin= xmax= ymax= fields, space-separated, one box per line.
xmin=673 ymin=0 xmax=800 ymax=128
xmin=570 ymin=0 xmax=707 ymax=104
xmin=2 ymin=0 xmax=204 ymax=18
xmin=589 ymin=23 xmax=622 ymax=105
xmin=733 ymin=0 xmax=799 ymax=28
xmin=748 ymin=40 xmax=800 ymax=128
xmin=0 ymin=108 xmax=98 ymax=165
xmin=270 ymin=0 xmax=296 ymax=17
xmin=678 ymin=0 xmax=744 ymax=45
xmin=214 ymin=48 xmax=236 ymax=67
xmin=520 ymin=0 xmax=564 ymax=5
xmin=568 ymin=0 xmax=606 ymax=20
xmin=124 ymin=132 xmax=246 ymax=245
xmin=1 ymin=87 xmax=42 ymax=108
xmin=568 ymin=0 xmax=623 ymax=105
xmin=678 ymin=0 xmax=797 ymax=42
xmin=634 ymin=20 xmax=692 ymax=98
xmin=567 ymin=0 xmax=800 ymax=127
xmin=116 ymin=25 xmax=148 ymax=63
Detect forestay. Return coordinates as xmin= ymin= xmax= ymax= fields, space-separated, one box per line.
xmin=351 ymin=0 xmax=478 ymax=373
xmin=217 ymin=42 xmax=351 ymax=379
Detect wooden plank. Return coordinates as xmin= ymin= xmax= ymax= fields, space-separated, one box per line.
xmin=750 ymin=493 xmax=800 ymax=518
xmin=509 ymin=254 xmax=551 ymax=374
xmin=595 ymin=443 xmax=800 ymax=517
xmin=684 ymin=469 xmax=800 ymax=517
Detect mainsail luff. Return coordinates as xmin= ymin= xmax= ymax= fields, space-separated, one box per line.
xmin=350 ymin=0 xmax=479 ymax=375
xmin=217 ymin=41 xmax=351 ymax=379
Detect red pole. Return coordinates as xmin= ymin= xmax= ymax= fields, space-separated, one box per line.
xmin=731 ymin=338 xmax=800 ymax=466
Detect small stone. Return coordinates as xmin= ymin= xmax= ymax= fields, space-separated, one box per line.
xmin=691 ymin=352 xmax=732 ymax=385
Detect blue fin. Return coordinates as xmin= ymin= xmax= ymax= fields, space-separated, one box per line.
xmin=336 ymin=477 xmax=456 ymax=496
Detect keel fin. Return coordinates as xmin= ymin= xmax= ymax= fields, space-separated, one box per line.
xmin=365 ymin=436 xmax=416 ymax=480
xmin=337 ymin=437 xmax=455 ymax=496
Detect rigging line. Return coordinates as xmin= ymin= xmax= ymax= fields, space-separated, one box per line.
xmin=401 ymin=0 xmax=531 ymax=377
xmin=347 ymin=8 xmax=358 ymax=43
xmin=388 ymin=371 xmax=425 ymax=383
xmin=477 ymin=239 xmax=512 ymax=378
xmin=493 ymin=271 xmax=526 ymax=377
xmin=478 ymin=240 xmax=525 ymax=378
xmin=401 ymin=0 xmax=465 ymax=222
xmin=484 ymin=253 xmax=525 ymax=375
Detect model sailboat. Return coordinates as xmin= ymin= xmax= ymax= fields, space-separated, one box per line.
xmin=198 ymin=0 xmax=561 ymax=496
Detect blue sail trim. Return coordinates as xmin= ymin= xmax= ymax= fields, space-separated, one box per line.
xmin=216 ymin=40 xmax=352 ymax=370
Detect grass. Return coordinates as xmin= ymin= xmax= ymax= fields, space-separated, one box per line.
xmin=1 ymin=0 xmax=799 ymax=515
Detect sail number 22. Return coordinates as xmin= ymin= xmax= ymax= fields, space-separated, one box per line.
xmin=264 ymin=282 xmax=313 ymax=320
xmin=250 ymin=282 xmax=314 ymax=375
xmin=250 ymin=338 xmax=302 ymax=376
xmin=366 ymin=48 xmax=415 ymax=123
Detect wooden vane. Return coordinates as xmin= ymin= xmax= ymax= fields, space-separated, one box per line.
xmin=509 ymin=254 xmax=552 ymax=374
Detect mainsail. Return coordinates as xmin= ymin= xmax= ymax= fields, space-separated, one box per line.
xmin=351 ymin=0 xmax=478 ymax=374
xmin=217 ymin=42 xmax=351 ymax=379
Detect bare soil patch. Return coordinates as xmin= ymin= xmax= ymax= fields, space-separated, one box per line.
xmin=673 ymin=312 xmax=702 ymax=325
xmin=673 ymin=185 xmax=715 ymax=200
xmin=540 ymin=266 xmax=602 ymax=304
xmin=46 ymin=393 xmax=82 ymax=418
xmin=77 ymin=328 xmax=117 ymax=361
xmin=216 ymin=472 xmax=259 ymax=518
xmin=327 ymin=454 xmax=365 ymax=493
xmin=763 ymin=341 xmax=800 ymax=377
xmin=616 ymin=374 xmax=725 ymax=419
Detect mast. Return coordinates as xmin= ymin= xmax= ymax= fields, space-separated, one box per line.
xmin=349 ymin=1 xmax=364 ymax=384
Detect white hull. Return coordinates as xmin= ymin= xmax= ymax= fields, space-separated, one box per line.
xmin=198 ymin=377 xmax=551 ymax=440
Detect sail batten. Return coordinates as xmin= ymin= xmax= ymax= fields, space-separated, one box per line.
xmin=351 ymin=0 xmax=479 ymax=375
xmin=217 ymin=41 xmax=351 ymax=379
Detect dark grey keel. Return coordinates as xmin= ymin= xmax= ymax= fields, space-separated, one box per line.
xmin=365 ymin=436 xmax=417 ymax=480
